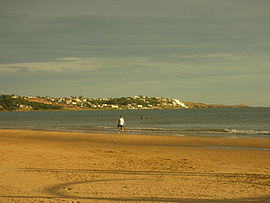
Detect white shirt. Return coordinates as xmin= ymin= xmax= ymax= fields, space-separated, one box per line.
xmin=119 ymin=117 xmax=125 ymax=125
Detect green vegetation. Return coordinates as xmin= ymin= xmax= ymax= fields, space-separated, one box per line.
xmin=0 ymin=94 xmax=62 ymax=111
xmin=1 ymin=94 xmax=246 ymax=112
xmin=0 ymin=94 xmax=187 ymax=111
xmin=83 ymin=95 xmax=175 ymax=109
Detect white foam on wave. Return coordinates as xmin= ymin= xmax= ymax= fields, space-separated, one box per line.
xmin=225 ymin=129 xmax=270 ymax=135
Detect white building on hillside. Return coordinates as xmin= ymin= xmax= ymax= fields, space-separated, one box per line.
xmin=173 ymin=99 xmax=188 ymax=108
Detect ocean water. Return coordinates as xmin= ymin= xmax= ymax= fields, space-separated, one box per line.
xmin=0 ymin=108 xmax=270 ymax=138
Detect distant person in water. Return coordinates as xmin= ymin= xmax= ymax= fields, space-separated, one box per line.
xmin=117 ymin=115 xmax=125 ymax=134
xmin=140 ymin=115 xmax=148 ymax=120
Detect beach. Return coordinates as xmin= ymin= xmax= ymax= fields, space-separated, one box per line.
xmin=0 ymin=130 xmax=269 ymax=202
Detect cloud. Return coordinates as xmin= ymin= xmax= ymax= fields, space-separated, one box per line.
xmin=58 ymin=57 xmax=81 ymax=61
xmin=0 ymin=61 xmax=77 ymax=72
xmin=0 ymin=56 xmax=151 ymax=72
xmin=1 ymin=53 xmax=269 ymax=83
xmin=168 ymin=53 xmax=234 ymax=59
xmin=0 ymin=67 xmax=19 ymax=72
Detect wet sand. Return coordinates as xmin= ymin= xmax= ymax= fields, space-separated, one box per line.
xmin=0 ymin=129 xmax=270 ymax=202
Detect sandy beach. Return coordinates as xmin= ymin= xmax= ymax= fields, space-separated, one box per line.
xmin=0 ymin=129 xmax=269 ymax=202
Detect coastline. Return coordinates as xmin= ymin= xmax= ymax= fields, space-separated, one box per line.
xmin=1 ymin=105 xmax=250 ymax=112
xmin=0 ymin=129 xmax=270 ymax=202
xmin=0 ymin=94 xmax=250 ymax=112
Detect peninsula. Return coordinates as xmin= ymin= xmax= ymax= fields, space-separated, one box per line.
xmin=0 ymin=94 xmax=249 ymax=111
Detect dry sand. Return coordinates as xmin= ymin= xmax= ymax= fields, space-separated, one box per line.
xmin=0 ymin=129 xmax=269 ymax=202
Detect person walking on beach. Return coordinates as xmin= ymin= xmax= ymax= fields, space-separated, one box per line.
xmin=117 ymin=115 xmax=125 ymax=134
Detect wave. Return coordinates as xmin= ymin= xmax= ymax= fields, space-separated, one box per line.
xmin=224 ymin=129 xmax=270 ymax=135
xmin=1 ymin=124 xmax=270 ymax=138
xmin=127 ymin=127 xmax=270 ymax=134
xmin=124 ymin=127 xmax=270 ymax=137
xmin=86 ymin=126 xmax=270 ymax=136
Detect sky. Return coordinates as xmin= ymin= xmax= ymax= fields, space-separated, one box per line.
xmin=0 ymin=0 xmax=270 ymax=107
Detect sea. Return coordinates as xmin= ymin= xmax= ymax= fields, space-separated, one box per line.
xmin=0 ymin=108 xmax=270 ymax=138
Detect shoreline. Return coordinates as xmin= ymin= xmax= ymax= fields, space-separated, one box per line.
xmin=0 ymin=105 xmax=253 ymax=112
xmin=2 ymin=125 xmax=270 ymax=140
xmin=1 ymin=129 xmax=270 ymax=202
xmin=1 ymin=129 xmax=270 ymax=148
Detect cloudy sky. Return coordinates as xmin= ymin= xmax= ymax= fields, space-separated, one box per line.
xmin=0 ymin=0 xmax=270 ymax=106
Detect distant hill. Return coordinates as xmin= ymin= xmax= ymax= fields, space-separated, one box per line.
xmin=0 ymin=94 xmax=249 ymax=111
xmin=184 ymin=101 xmax=249 ymax=109
xmin=0 ymin=95 xmax=62 ymax=111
